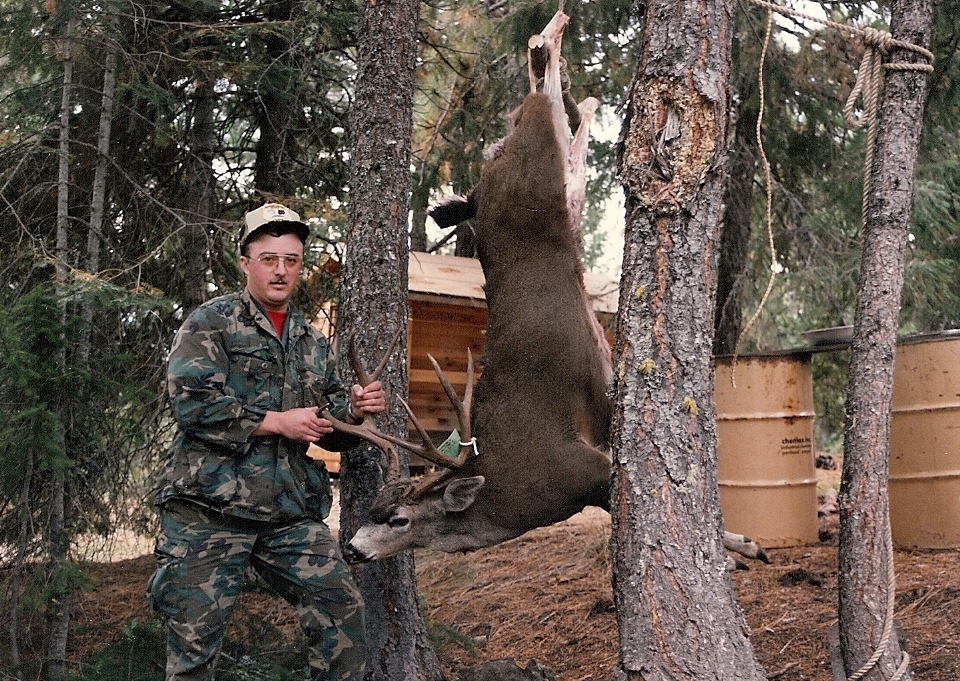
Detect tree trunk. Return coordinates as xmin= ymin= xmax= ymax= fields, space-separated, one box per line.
xmin=714 ymin=37 xmax=759 ymax=355
xmin=611 ymin=0 xmax=766 ymax=678
xmin=182 ymin=75 xmax=214 ymax=314
xmin=838 ymin=2 xmax=933 ymax=679
xmin=7 ymin=445 xmax=34 ymax=681
xmin=409 ymin=173 xmax=429 ymax=253
xmin=48 ymin=11 xmax=76 ymax=681
xmin=252 ymin=0 xmax=302 ymax=197
xmin=339 ymin=0 xmax=444 ymax=679
xmin=78 ymin=0 xmax=119 ymax=365
xmin=714 ymin=106 xmax=756 ymax=355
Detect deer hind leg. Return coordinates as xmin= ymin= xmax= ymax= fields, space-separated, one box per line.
xmin=538 ymin=11 xmax=568 ymax=103
xmin=527 ymin=11 xmax=569 ymax=96
xmin=566 ymin=97 xmax=600 ymax=237
xmin=527 ymin=11 xmax=571 ymax=157
xmin=722 ymin=530 xmax=770 ymax=569
xmin=564 ymin=97 xmax=612 ymax=379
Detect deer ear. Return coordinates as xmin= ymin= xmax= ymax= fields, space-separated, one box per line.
xmin=428 ymin=193 xmax=476 ymax=229
xmin=441 ymin=476 xmax=485 ymax=513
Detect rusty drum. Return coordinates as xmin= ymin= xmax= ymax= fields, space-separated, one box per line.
xmin=715 ymin=354 xmax=819 ymax=548
xmin=890 ymin=332 xmax=960 ymax=548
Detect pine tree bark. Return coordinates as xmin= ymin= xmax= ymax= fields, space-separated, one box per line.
xmin=714 ymin=39 xmax=759 ymax=355
xmin=611 ymin=0 xmax=766 ymax=678
xmin=48 ymin=11 xmax=76 ymax=681
xmin=339 ymin=0 xmax=444 ymax=679
xmin=182 ymin=76 xmax=214 ymax=314
xmin=838 ymin=1 xmax=933 ymax=679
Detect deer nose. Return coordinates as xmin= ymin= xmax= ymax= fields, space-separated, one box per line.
xmin=341 ymin=542 xmax=371 ymax=565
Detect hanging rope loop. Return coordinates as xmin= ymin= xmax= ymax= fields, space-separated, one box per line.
xmin=735 ymin=0 xmax=935 ymax=358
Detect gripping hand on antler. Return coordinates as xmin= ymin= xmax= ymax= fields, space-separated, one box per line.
xmin=253 ymin=381 xmax=385 ymax=442
xmin=347 ymin=381 xmax=387 ymax=423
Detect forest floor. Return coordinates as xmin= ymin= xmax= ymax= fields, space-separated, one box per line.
xmin=7 ymin=463 xmax=960 ymax=681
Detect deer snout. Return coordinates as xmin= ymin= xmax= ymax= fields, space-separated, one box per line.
xmin=341 ymin=542 xmax=372 ymax=565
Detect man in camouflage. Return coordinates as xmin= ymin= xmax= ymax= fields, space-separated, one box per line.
xmin=149 ymin=203 xmax=384 ymax=681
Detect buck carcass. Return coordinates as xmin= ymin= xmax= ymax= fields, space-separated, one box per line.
xmin=334 ymin=10 xmax=610 ymax=563
xmin=335 ymin=10 xmax=768 ymax=568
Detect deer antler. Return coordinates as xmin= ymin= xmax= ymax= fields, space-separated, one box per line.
xmin=312 ymin=332 xmax=476 ymax=493
xmin=310 ymin=330 xmax=403 ymax=480
xmin=378 ymin=351 xmax=477 ymax=503
xmin=429 ymin=350 xmax=473 ymax=449
xmin=347 ymin=332 xmax=396 ymax=391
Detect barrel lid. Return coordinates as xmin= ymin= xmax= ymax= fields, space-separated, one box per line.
xmin=715 ymin=347 xmax=817 ymax=360
xmin=716 ymin=328 xmax=960 ymax=358
xmin=896 ymin=329 xmax=960 ymax=346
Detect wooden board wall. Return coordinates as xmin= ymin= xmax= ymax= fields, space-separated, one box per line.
xmin=407 ymin=298 xmax=487 ymax=438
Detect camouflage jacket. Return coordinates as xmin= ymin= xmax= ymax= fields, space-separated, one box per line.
xmin=156 ymin=289 xmax=352 ymax=522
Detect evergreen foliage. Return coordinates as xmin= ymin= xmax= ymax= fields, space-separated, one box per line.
xmin=73 ymin=612 xmax=312 ymax=681
xmin=0 ymin=0 xmax=957 ymax=674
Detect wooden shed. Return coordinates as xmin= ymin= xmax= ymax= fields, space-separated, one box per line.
xmin=310 ymin=251 xmax=619 ymax=473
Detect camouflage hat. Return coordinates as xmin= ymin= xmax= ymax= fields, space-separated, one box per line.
xmin=240 ymin=203 xmax=309 ymax=249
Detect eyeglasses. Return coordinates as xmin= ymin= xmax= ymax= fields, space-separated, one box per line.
xmin=250 ymin=253 xmax=303 ymax=270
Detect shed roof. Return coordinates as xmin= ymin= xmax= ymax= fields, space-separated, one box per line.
xmin=407 ymin=251 xmax=619 ymax=314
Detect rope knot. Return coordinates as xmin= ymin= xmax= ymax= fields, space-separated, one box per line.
xmin=860 ymin=26 xmax=894 ymax=53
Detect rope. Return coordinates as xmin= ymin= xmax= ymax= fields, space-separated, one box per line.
xmin=730 ymin=4 xmax=932 ymax=678
xmin=458 ymin=437 xmax=479 ymax=457
xmin=729 ymin=8 xmax=778 ymax=386
xmin=747 ymin=0 xmax=934 ymax=68
xmin=845 ymin=520 xmax=910 ymax=681
xmin=732 ymin=0 xmax=933 ymax=362
xmin=838 ymin=24 xmax=932 ymax=222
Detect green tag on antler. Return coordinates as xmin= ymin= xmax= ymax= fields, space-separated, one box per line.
xmin=437 ymin=430 xmax=461 ymax=458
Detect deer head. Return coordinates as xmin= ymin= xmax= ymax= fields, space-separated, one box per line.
xmin=315 ymin=339 xmax=501 ymax=561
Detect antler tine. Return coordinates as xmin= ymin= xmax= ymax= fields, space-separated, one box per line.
xmin=383 ymin=434 xmax=400 ymax=484
xmin=347 ymin=334 xmax=371 ymax=387
xmin=462 ymin=349 xmax=474 ymax=442
xmin=370 ymin=395 xmax=466 ymax=470
xmin=310 ymin=385 xmax=402 ymax=484
xmin=342 ymin=329 xmax=403 ymax=483
xmin=348 ymin=328 xmax=401 ymax=388
xmin=426 ymin=351 xmax=473 ymax=445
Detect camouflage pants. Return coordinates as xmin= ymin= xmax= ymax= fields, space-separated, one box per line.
xmin=148 ymin=499 xmax=365 ymax=681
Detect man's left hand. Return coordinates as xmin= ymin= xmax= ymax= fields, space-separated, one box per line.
xmin=350 ymin=381 xmax=386 ymax=419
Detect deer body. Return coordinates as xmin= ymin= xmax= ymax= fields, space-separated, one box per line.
xmin=341 ymin=12 xmax=766 ymax=568
xmin=342 ymin=13 xmax=614 ymax=562
xmin=469 ymin=90 xmax=614 ymax=519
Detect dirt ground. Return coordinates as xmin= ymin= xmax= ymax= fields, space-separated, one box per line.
xmin=415 ymin=508 xmax=959 ymax=681
xmin=11 ymin=475 xmax=960 ymax=681
xmin=48 ymin=503 xmax=958 ymax=681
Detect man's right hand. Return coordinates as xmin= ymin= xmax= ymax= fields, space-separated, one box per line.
xmin=253 ymin=408 xmax=334 ymax=442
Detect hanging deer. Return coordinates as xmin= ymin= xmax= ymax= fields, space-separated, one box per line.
xmin=321 ymin=10 xmax=767 ymax=568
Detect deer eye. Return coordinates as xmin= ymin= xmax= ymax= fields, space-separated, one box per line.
xmin=388 ymin=516 xmax=410 ymax=529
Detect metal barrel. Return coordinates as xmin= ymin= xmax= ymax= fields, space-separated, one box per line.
xmin=890 ymin=332 xmax=960 ymax=548
xmin=715 ymin=354 xmax=819 ymax=548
